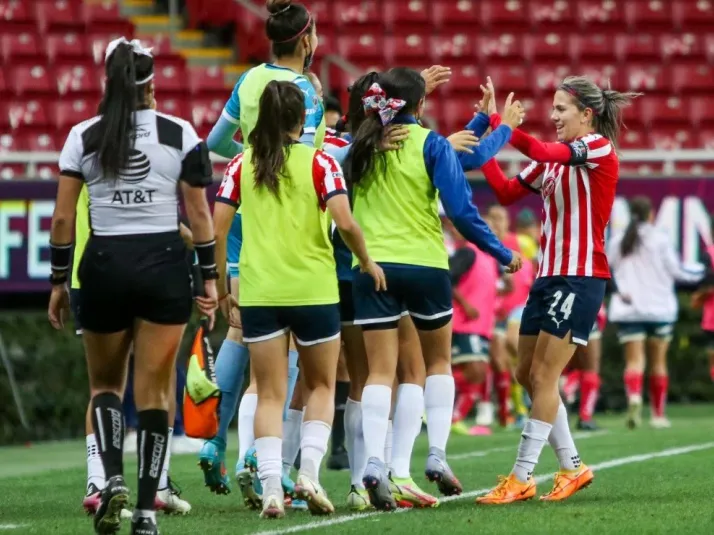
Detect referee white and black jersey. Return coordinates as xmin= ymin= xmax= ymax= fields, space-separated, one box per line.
xmin=48 ymin=38 xmax=218 ymax=535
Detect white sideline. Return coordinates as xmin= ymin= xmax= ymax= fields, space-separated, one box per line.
xmin=0 ymin=526 xmax=26 ymax=530
xmin=250 ymin=441 xmax=714 ymax=535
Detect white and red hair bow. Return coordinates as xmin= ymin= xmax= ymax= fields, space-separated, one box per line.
xmin=362 ymin=83 xmax=406 ymax=125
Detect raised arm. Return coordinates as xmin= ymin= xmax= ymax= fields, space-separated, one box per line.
xmin=424 ymin=132 xmax=514 ymax=267
xmin=481 ymin=158 xmax=543 ymax=206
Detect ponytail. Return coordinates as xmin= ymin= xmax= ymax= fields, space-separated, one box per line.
xmin=86 ymin=40 xmax=154 ymax=178
xmin=248 ymin=80 xmax=305 ymax=199
xmin=558 ymin=76 xmax=642 ymax=149
xmin=345 ymin=114 xmax=385 ymax=187
xmin=621 ymin=196 xmax=652 ymax=257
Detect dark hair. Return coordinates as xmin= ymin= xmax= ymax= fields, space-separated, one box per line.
xmin=248 ymin=80 xmax=305 ymax=199
xmin=621 ymin=196 xmax=652 ymax=257
xmin=346 ymin=71 xmax=379 ymax=135
xmin=324 ymin=95 xmax=342 ymax=114
xmin=85 ymin=43 xmax=154 ymax=177
xmin=346 ymin=67 xmax=425 ymax=187
xmin=558 ymin=76 xmax=642 ymax=149
xmin=265 ymin=0 xmax=314 ymax=58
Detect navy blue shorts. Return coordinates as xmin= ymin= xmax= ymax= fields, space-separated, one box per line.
xmin=241 ymin=304 xmax=341 ymax=346
xmin=520 ymin=276 xmax=606 ymax=346
xmin=339 ymin=280 xmax=356 ymax=325
xmin=452 ymin=333 xmax=491 ymax=364
xmin=616 ymin=322 xmax=674 ymax=343
xmin=352 ymin=263 xmax=452 ymax=331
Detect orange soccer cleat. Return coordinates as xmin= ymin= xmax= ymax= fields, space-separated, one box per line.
xmin=539 ymin=464 xmax=594 ymax=501
xmin=476 ymin=474 xmax=536 ymax=505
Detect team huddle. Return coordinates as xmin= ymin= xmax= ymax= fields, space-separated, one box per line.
xmin=52 ymin=0 xmax=714 ymax=533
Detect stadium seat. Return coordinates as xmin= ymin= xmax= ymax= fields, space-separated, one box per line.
xmin=433 ymin=0 xmax=481 ymax=32
xmin=191 ymin=97 xmax=227 ymax=130
xmin=571 ymin=34 xmax=617 ymax=62
xmin=153 ymin=63 xmax=189 ymax=94
xmin=187 ymin=66 xmax=228 ymax=96
xmin=0 ymin=0 xmax=36 ymax=33
xmin=45 ymin=33 xmax=88 ymax=63
xmin=431 ymin=35 xmax=472 ymax=64
xmin=1 ymin=32 xmax=42 ymax=63
xmin=136 ymin=34 xmax=175 ymax=58
xmin=385 ymin=0 xmax=431 ymax=31
xmin=386 ymin=35 xmax=429 ymax=64
xmin=334 ymin=1 xmax=382 ymax=31
xmin=641 ymin=96 xmax=689 ymax=127
xmin=689 ymin=97 xmax=714 ymax=127
xmin=55 ymin=63 xmax=102 ymax=95
xmin=304 ymin=1 xmax=335 ymax=25
xmin=159 ymin=97 xmax=191 ymax=121
xmin=659 ymin=33 xmax=705 ymax=61
xmin=336 ymin=34 xmax=385 ymax=63
xmin=477 ymin=34 xmax=524 ymax=66
xmin=617 ymin=35 xmax=659 ymax=61
xmin=36 ymin=1 xmax=84 ymax=33
xmin=9 ymin=64 xmax=54 ymax=96
xmin=575 ymin=0 xmax=626 ymax=30
xmin=619 ymin=129 xmax=648 ymax=150
xmin=481 ymin=0 xmax=530 ymax=30
xmin=54 ymin=98 xmax=99 ymax=130
xmin=447 ymin=65 xmax=481 ymax=94
xmin=532 ymin=64 xmax=571 ymax=94
xmin=525 ymin=33 xmax=570 ymax=62
xmin=20 ymin=130 xmax=60 ymax=152
xmin=529 ymin=1 xmax=576 ymax=29
xmin=676 ymin=0 xmax=714 ymax=28
xmin=625 ymin=64 xmax=669 ymax=92
xmin=672 ymin=64 xmax=714 ymax=93
xmin=649 ymin=129 xmax=696 ymax=150
xmin=88 ymin=32 xmax=136 ymax=64
xmin=0 ymin=131 xmax=22 ymax=152
xmin=626 ymin=0 xmax=674 ymax=28
xmin=0 ymin=163 xmax=29 ymax=180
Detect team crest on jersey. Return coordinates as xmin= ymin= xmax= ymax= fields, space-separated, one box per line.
xmin=119 ymin=148 xmax=151 ymax=184
xmin=541 ymin=164 xmax=563 ymax=199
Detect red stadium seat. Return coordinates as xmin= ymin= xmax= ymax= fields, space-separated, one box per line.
xmin=488 ymin=65 xmax=531 ymax=94
xmin=1 ymin=32 xmax=42 ymax=63
xmin=9 ymin=64 xmax=54 ymax=95
xmin=336 ymin=34 xmax=385 ymax=62
xmin=689 ymin=97 xmax=714 ymax=126
xmin=0 ymin=68 xmax=7 ymax=96
xmin=83 ymin=1 xmax=122 ymax=24
xmin=433 ymin=0 xmax=481 ymax=31
xmin=88 ymin=32 xmax=135 ymax=64
xmin=641 ymin=95 xmax=688 ymax=127
xmin=431 ymin=34 xmax=472 ymax=64
xmin=626 ymin=0 xmax=674 ymax=28
xmin=385 ymin=35 xmax=429 ymax=63
xmin=20 ymin=130 xmax=60 ymax=152
xmin=659 ymin=33 xmax=705 ymax=61
xmin=575 ymin=0 xmax=626 ymax=29
xmin=191 ymin=97 xmax=226 ymax=129
xmin=532 ymin=64 xmax=571 ymax=94
xmin=481 ymin=0 xmax=530 ymax=30
xmin=525 ymin=33 xmax=570 ymax=62
xmin=619 ymin=129 xmax=648 ymax=150
xmin=54 ymin=98 xmax=99 ymax=129
xmin=571 ymin=34 xmax=617 ymax=62
xmin=477 ymin=34 xmax=524 ymax=66
xmin=187 ymin=66 xmax=227 ymax=96
xmin=529 ymin=1 xmax=576 ymax=28
xmin=46 ymin=33 xmax=88 ymax=63
xmin=385 ymin=0 xmax=430 ymax=31
xmin=0 ymin=0 xmax=36 ymax=33
xmin=0 ymin=132 xmax=23 ymax=152
xmin=579 ymin=62 xmax=622 ymax=88
xmin=672 ymin=64 xmax=714 ymax=93
xmin=334 ymin=1 xmax=382 ymax=30
xmin=36 ymin=0 xmax=84 ymax=32
xmin=55 ymin=63 xmax=102 ymax=95
xmin=649 ymin=129 xmax=696 ymax=150
xmin=697 ymin=129 xmax=714 ymax=150
xmin=5 ymin=100 xmax=50 ymax=129
xmin=304 ymin=1 xmax=335 ymax=25
xmin=159 ymin=97 xmax=191 ymax=121
xmin=36 ymin=162 xmax=60 ymax=181
xmin=676 ymin=0 xmax=714 ymax=28
xmin=617 ymin=35 xmax=658 ymax=61
xmin=625 ymin=64 xmax=669 ymax=92
xmin=135 ymin=34 xmax=175 ymax=58
xmin=447 ymin=65 xmax=481 ymax=94
xmin=443 ymin=97 xmax=478 ymax=134
xmin=153 ymin=63 xmax=188 ymax=94
xmin=0 ymin=163 xmax=28 ymax=180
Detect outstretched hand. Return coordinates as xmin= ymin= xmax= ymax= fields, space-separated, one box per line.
xmin=421 ymin=65 xmax=451 ymax=95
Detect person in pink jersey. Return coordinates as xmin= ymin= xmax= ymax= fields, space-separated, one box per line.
xmin=689 ymin=225 xmax=714 ymax=383
xmin=445 ymin=218 xmax=501 ymax=437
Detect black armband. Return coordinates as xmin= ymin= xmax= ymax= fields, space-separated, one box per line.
xmin=181 ymin=141 xmax=214 ymax=187
xmin=567 ymin=139 xmax=589 ymax=166
xmin=194 ymin=239 xmax=219 ymax=280
xmin=49 ymin=272 xmax=68 ymax=286
xmin=50 ymin=242 xmax=73 ymax=273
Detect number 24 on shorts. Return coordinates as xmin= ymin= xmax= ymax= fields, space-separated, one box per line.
xmin=548 ymin=290 xmax=575 ymax=327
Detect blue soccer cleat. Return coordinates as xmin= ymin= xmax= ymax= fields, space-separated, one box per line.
xmin=198 ymin=438 xmax=230 ymax=495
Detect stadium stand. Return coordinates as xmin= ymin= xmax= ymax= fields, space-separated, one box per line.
xmin=2 ymin=0 xmax=714 ymax=179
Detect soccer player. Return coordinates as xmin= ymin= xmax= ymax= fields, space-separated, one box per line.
xmin=216 ymin=80 xmax=384 ymax=518
xmin=201 ymin=0 xmax=323 ymax=502
xmin=346 ymin=68 xmax=522 ymax=511
xmin=49 ymin=37 xmax=216 ymax=535
xmin=691 ymin=228 xmax=714 ymax=383
xmin=608 ymin=196 xmax=704 ymax=429
xmin=478 ymin=76 xmax=641 ymax=503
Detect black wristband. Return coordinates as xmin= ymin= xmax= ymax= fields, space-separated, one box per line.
xmin=49 ymin=273 xmax=68 ymax=285
xmin=50 ymin=242 xmax=73 ymax=272
xmin=194 ymin=240 xmax=218 ymax=281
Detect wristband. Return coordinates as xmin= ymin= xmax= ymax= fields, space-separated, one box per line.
xmin=195 ymin=239 xmax=219 ymax=281
xmin=50 ymin=242 xmax=73 ymax=273
xmin=49 ymin=273 xmax=68 ymax=286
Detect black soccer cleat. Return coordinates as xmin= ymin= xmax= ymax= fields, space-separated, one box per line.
xmin=94 ymin=475 xmax=130 ymax=534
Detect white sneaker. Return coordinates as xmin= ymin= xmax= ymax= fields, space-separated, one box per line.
xmin=171 ymin=435 xmax=203 ymax=455
xmin=475 ymin=401 xmax=494 ymax=427
xmin=260 ymin=493 xmax=285 ymax=519
xmin=124 ymin=431 xmax=137 ymax=454
xmin=295 ymin=474 xmax=334 ymax=515
xmin=156 ymin=485 xmax=192 ymax=515
xmin=649 ymin=416 xmax=672 ymax=429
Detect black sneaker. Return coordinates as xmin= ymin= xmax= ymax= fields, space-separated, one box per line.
xmin=131 ymin=516 xmax=158 ymax=535
xmin=577 ymin=418 xmax=601 ymax=431
xmin=94 ymin=475 xmax=130 ymax=534
xmin=326 ymin=447 xmax=349 ymax=471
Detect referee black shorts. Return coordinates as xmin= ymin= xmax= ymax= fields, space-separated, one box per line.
xmin=77 ymin=232 xmax=193 ymax=334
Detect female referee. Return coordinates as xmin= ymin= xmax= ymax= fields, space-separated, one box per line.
xmin=200 ymin=0 xmax=326 ymax=500
xmin=217 ymin=80 xmax=384 ymax=519
xmin=48 ymin=38 xmax=217 ymax=535
xmin=479 ymin=76 xmax=641 ymax=504
xmin=346 ymin=68 xmax=522 ymax=511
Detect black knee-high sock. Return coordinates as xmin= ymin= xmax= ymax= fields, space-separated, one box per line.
xmin=136 ymin=409 xmax=169 ymax=511
xmin=92 ymin=392 xmax=125 ymax=479
xmin=331 ymin=381 xmax=350 ymax=453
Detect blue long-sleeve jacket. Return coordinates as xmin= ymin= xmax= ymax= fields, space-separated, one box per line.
xmin=457 ymin=112 xmax=513 ymax=172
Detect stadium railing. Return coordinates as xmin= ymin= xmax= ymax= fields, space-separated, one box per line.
xmin=3 ymin=149 xmax=714 ymax=179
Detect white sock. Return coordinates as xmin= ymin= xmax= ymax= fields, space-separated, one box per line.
xmin=361 ymin=384 xmax=392 ymax=461
xmin=384 ymin=420 xmax=393 ymax=470
xmin=344 ymin=398 xmax=365 ymax=488
xmin=548 ymin=399 xmax=582 ymax=471
xmin=256 ymin=436 xmax=283 ymax=497
xmin=86 ymin=433 xmax=105 ymax=491
xmin=424 ymin=375 xmax=455 ymax=452
xmin=237 ymin=393 xmax=258 ymax=464
xmin=513 ymin=418 xmax=552 ymax=482
xmin=282 ymin=409 xmax=304 ymax=476
xmin=299 ymin=420 xmax=331 ymax=482
xmin=390 ymin=383 xmax=424 ymax=479
xmin=158 ymin=427 xmax=173 ymax=490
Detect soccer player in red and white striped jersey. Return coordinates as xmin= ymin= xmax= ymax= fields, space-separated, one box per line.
xmin=477 ymin=76 xmax=641 ymax=505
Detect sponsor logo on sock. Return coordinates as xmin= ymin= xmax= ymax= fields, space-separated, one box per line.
xmin=149 ymin=434 xmax=166 ymax=478
xmin=108 ymin=408 xmax=123 ymax=450
xmin=571 ymin=455 xmax=582 ymax=469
